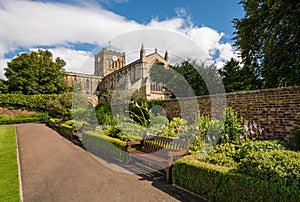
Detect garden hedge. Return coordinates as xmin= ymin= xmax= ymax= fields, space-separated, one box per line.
xmin=0 ymin=113 xmax=49 ymax=125
xmin=58 ymin=124 xmax=74 ymax=139
xmin=82 ymin=131 xmax=127 ymax=161
xmin=0 ymin=94 xmax=57 ymax=112
xmin=46 ymin=118 xmax=61 ymax=130
xmin=172 ymin=155 xmax=300 ymax=202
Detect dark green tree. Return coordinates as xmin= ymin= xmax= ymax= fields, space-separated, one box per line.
xmin=0 ymin=50 xmax=69 ymax=94
xmin=219 ymin=58 xmax=259 ymax=92
xmin=233 ymin=0 xmax=300 ymax=88
xmin=150 ymin=60 xmax=223 ymax=97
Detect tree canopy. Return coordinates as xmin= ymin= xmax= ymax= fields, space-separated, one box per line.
xmin=150 ymin=60 xmax=223 ymax=97
xmin=233 ymin=0 xmax=300 ymax=88
xmin=0 ymin=50 xmax=69 ymax=95
xmin=219 ymin=58 xmax=259 ymax=92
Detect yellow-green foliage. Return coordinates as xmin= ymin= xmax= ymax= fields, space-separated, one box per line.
xmin=47 ymin=118 xmax=61 ymax=129
xmin=58 ymin=124 xmax=74 ymax=139
xmin=173 ymin=155 xmax=300 ymax=202
xmin=237 ymin=150 xmax=300 ymax=187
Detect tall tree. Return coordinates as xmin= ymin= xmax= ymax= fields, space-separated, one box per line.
xmin=233 ymin=0 xmax=300 ymax=88
xmin=150 ymin=60 xmax=223 ymax=97
xmin=0 ymin=50 xmax=69 ymax=94
xmin=219 ymin=58 xmax=259 ymax=92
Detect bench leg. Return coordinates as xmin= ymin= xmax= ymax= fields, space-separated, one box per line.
xmin=165 ymin=166 xmax=173 ymax=184
xmin=125 ymin=153 xmax=130 ymax=164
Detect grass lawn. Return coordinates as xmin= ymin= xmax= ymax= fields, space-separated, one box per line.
xmin=0 ymin=126 xmax=20 ymax=202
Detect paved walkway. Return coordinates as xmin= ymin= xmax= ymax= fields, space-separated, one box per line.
xmin=16 ymin=123 xmax=205 ymax=202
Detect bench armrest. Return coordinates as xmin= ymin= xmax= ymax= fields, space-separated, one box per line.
xmin=126 ymin=141 xmax=141 ymax=146
xmin=126 ymin=141 xmax=141 ymax=151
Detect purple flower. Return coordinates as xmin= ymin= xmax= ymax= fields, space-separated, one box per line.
xmin=240 ymin=135 xmax=244 ymax=139
xmin=258 ymin=127 xmax=263 ymax=135
xmin=253 ymin=122 xmax=257 ymax=130
xmin=244 ymin=124 xmax=249 ymax=133
xmin=207 ymin=136 xmax=211 ymax=142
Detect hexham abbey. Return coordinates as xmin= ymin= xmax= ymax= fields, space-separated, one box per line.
xmin=66 ymin=44 xmax=170 ymax=104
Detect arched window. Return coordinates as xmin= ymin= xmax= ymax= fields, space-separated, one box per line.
xmin=86 ymin=79 xmax=89 ymax=90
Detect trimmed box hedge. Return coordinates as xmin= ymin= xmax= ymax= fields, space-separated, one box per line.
xmin=82 ymin=131 xmax=127 ymax=161
xmin=47 ymin=118 xmax=61 ymax=129
xmin=58 ymin=124 xmax=74 ymax=139
xmin=0 ymin=94 xmax=57 ymax=112
xmin=172 ymin=155 xmax=300 ymax=202
xmin=0 ymin=113 xmax=49 ymax=125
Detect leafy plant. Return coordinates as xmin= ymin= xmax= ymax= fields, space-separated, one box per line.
xmin=46 ymin=92 xmax=72 ymax=119
xmin=203 ymin=152 xmax=238 ymax=168
xmin=220 ymin=107 xmax=247 ymax=145
xmin=211 ymin=143 xmax=239 ymax=159
xmin=237 ymin=140 xmax=287 ymax=160
xmin=149 ymin=115 xmax=169 ymax=126
xmin=159 ymin=117 xmax=188 ymax=138
xmin=95 ymin=101 xmax=115 ymax=126
xmin=128 ymin=99 xmax=163 ymax=126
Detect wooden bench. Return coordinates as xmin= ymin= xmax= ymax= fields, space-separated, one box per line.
xmin=125 ymin=135 xmax=190 ymax=183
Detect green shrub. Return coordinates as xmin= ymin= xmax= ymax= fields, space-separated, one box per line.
xmin=237 ymin=150 xmax=300 ymax=187
xmin=95 ymin=101 xmax=115 ymax=125
xmin=46 ymin=92 xmax=72 ymax=119
xmin=58 ymin=124 xmax=74 ymax=139
xmin=159 ymin=117 xmax=188 ymax=138
xmin=0 ymin=113 xmax=8 ymax=119
xmin=0 ymin=112 xmax=49 ymax=124
xmin=47 ymin=118 xmax=61 ymax=129
xmin=220 ymin=107 xmax=246 ymax=145
xmin=73 ymin=120 xmax=88 ymax=131
xmin=103 ymin=125 xmax=121 ymax=138
xmin=82 ymin=131 xmax=127 ymax=161
xmin=149 ymin=115 xmax=169 ymax=126
xmin=237 ymin=140 xmax=287 ymax=160
xmin=211 ymin=143 xmax=238 ymax=159
xmin=63 ymin=120 xmax=75 ymax=126
xmin=0 ymin=94 xmax=57 ymax=112
xmin=291 ymin=123 xmax=300 ymax=151
xmin=128 ymin=99 xmax=163 ymax=126
xmin=102 ymin=124 xmax=142 ymax=142
xmin=203 ymin=152 xmax=238 ymax=168
xmin=173 ymin=155 xmax=300 ymax=202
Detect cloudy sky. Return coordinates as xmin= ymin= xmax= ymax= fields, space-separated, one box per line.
xmin=0 ymin=0 xmax=244 ymax=78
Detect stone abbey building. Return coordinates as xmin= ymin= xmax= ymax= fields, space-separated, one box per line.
xmin=66 ymin=44 xmax=170 ymax=103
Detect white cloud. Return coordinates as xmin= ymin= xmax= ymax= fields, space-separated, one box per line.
xmin=0 ymin=0 xmax=238 ymax=78
xmin=30 ymin=47 xmax=95 ymax=74
xmin=0 ymin=58 xmax=9 ymax=79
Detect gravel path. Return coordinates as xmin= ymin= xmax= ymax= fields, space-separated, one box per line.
xmin=16 ymin=123 xmax=205 ymax=202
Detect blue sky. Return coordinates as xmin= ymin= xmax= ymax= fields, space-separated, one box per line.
xmin=0 ymin=0 xmax=244 ymax=77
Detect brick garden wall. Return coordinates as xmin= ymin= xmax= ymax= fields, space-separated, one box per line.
xmin=163 ymin=86 xmax=300 ymax=144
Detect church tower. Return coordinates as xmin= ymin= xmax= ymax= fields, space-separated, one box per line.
xmin=94 ymin=48 xmax=126 ymax=77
